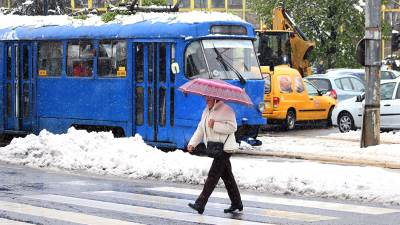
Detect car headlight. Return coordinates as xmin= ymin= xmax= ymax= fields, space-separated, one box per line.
xmin=258 ymin=102 xmax=265 ymax=112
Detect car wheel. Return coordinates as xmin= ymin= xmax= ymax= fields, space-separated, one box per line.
xmin=338 ymin=111 xmax=355 ymax=133
xmin=283 ymin=110 xmax=296 ymax=130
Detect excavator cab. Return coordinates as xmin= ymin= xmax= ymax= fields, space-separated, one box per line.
xmin=256 ymin=30 xmax=292 ymax=67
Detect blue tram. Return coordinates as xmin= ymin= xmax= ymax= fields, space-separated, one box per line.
xmin=0 ymin=13 xmax=266 ymax=149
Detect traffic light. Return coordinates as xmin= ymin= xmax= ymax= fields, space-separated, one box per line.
xmin=392 ymin=33 xmax=400 ymax=51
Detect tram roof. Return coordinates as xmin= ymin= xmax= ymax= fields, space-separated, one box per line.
xmin=0 ymin=12 xmax=255 ymax=41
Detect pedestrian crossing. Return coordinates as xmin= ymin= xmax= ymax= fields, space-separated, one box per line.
xmin=0 ymin=185 xmax=399 ymax=225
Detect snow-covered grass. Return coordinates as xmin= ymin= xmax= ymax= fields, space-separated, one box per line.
xmin=1 ymin=128 xmax=400 ymax=206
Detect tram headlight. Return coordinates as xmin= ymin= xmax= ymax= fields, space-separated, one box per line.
xmin=258 ymin=102 xmax=265 ymax=112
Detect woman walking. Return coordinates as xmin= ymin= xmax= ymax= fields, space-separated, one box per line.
xmin=187 ymin=96 xmax=243 ymax=214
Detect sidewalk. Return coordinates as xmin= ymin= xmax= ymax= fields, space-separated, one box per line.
xmin=237 ymin=130 xmax=400 ymax=169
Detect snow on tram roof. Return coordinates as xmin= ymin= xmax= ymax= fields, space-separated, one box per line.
xmin=0 ymin=11 xmax=250 ymax=40
xmin=0 ymin=11 xmax=244 ymax=29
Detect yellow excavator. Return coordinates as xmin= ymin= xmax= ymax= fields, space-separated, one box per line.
xmin=256 ymin=7 xmax=315 ymax=77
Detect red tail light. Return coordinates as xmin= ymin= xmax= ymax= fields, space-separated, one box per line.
xmin=273 ymin=97 xmax=280 ymax=108
xmin=329 ymin=89 xmax=337 ymax=99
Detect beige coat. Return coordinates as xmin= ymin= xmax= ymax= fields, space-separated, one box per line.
xmin=188 ymin=101 xmax=239 ymax=152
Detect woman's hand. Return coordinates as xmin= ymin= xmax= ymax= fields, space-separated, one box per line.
xmin=187 ymin=145 xmax=194 ymax=153
xmin=208 ymin=119 xmax=215 ymax=128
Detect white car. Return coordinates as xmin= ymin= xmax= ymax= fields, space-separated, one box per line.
xmin=332 ymin=77 xmax=400 ymax=132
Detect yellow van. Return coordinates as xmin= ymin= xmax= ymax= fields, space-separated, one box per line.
xmin=262 ymin=65 xmax=336 ymax=130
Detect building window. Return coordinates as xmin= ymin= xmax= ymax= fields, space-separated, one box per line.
xmin=195 ymin=0 xmax=208 ymax=8
xmin=98 ymin=40 xmax=127 ymax=77
xmin=228 ymin=0 xmax=242 ymax=9
xmin=67 ymin=41 xmax=94 ymax=77
xmin=211 ymin=0 xmax=225 ymax=8
xmin=38 ymin=42 xmax=63 ymax=77
xmin=92 ymin=0 xmax=119 ymax=8
xmin=179 ymin=0 xmax=190 ymax=8
xmin=74 ymin=0 xmax=88 ymax=8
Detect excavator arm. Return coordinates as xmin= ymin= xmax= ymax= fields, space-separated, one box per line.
xmin=257 ymin=7 xmax=315 ymax=77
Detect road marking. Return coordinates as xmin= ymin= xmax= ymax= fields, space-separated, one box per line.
xmin=0 ymin=218 xmax=32 ymax=225
xmin=25 ymin=194 xmax=273 ymax=225
xmin=147 ymin=186 xmax=400 ymax=215
xmin=0 ymin=200 xmax=143 ymax=225
xmin=88 ymin=190 xmax=337 ymax=222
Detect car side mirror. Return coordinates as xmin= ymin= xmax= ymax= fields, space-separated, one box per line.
xmin=356 ymin=95 xmax=364 ymax=102
xmin=171 ymin=62 xmax=180 ymax=75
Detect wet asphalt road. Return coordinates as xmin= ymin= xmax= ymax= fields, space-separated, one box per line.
xmin=1 ymin=160 xmax=400 ymax=225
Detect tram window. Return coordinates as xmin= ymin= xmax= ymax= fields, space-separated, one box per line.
xmin=98 ymin=40 xmax=127 ymax=77
xmin=170 ymin=87 xmax=174 ymax=127
xmin=23 ymin=46 xmax=29 ymax=80
xmin=159 ymin=43 xmax=166 ymax=83
xmin=6 ymin=84 xmax=11 ymax=116
xmin=67 ymin=41 xmax=94 ymax=77
xmin=135 ymin=44 xmax=144 ymax=82
xmin=148 ymin=88 xmax=153 ymax=126
xmin=171 ymin=44 xmax=176 ymax=83
xmin=23 ymin=84 xmax=29 ymax=117
xmin=159 ymin=87 xmax=166 ymax=127
xmin=148 ymin=44 xmax=154 ymax=84
xmin=185 ymin=41 xmax=208 ymax=79
xmin=38 ymin=42 xmax=63 ymax=77
xmin=7 ymin=46 xmax=11 ymax=80
xmin=135 ymin=87 xmax=144 ymax=125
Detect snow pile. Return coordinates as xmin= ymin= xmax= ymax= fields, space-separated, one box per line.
xmin=0 ymin=128 xmax=212 ymax=183
xmin=0 ymin=11 xmax=243 ymax=29
xmin=1 ymin=128 xmax=400 ymax=205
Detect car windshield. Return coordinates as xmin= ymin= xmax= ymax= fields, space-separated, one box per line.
xmin=185 ymin=39 xmax=262 ymax=80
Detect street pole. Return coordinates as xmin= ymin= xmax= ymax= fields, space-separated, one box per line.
xmin=361 ymin=0 xmax=381 ymax=148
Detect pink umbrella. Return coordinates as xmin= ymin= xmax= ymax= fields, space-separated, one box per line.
xmin=179 ymin=78 xmax=253 ymax=106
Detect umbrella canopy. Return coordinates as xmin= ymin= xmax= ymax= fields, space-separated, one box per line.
xmin=179 ymin=78 xmax=253 ymax=106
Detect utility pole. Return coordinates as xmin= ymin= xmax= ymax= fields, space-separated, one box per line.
xmin=361 ymin=0 xmax=381 ymax=148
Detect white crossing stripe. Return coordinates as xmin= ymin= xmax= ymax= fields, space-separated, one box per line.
xmin=0 ymin=200 xmax=143 ymax=225
xmin=0 ymin=218 xmax=32 ymax=225
xmin=25 ymin=194 xmax=274 ymax=225
xmin=147 ymin=187 xmax=400 ymax=215
xmin=88 ymin=190 xmax=337 ymax=222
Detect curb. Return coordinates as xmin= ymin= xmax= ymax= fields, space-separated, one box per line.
xmin=234 ymin=149 xmax=400 ymax=169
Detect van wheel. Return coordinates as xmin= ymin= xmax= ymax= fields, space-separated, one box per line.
xmin=283 ymin=110 xmax=296 ymax=130
xmin=326 ymin=106 xmax=334 ymax=128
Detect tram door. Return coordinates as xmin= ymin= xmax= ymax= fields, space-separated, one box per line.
xmin=133 ymin=42 xmax=175 ymax=143
xmin=3 ymin=43 xmax=33 ymax=132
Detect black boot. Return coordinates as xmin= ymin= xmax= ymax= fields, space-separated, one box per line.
xmin=188 ymin=202 xmax=205 ymax=214
xmin=224 ymin=203 xmax=243 ymax=213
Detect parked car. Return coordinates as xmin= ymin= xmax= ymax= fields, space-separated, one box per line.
xmin=263 ymin=68 xmax=336 ymax=130
xmin=306 ymin=73 xmax=365 ymax=101
xmin=325 ymin=68 xmax=399 ymax=82
xmin=331 ymin=77 xmax=400 ymax=132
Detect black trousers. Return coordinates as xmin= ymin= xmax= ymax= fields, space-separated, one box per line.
xmin=194 ymin=143 xmax=242 ymax=207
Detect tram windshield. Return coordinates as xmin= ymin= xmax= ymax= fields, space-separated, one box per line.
xmin=185 ymin=39 xmax=262 ymax=80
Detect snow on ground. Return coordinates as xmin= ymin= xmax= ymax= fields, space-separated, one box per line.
xmin=1 ymin=128 xmax=400 ymax=206
xmin=253 ymin=130 xmax=400 ymax=166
